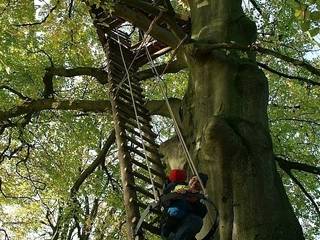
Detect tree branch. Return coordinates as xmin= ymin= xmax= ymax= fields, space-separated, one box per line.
xmin=257 ymin=62 xmax=320 ymax=87
xmin=14 ymin=1 xmax=60 ymax=27
xmin=248 ymin=0 xmax=263 ymax=15
xmin=135 ymin=60 xmax=186 ymax=80
xmin=145 ymin=98 xmax=182 ymax=126
xmin=70 ymin=130 xmax=115 ymax=195
xmin=0 ymin=228 xmax=10 ymax=240
xmin=275 ymin=156 xmax=320 ymax=218
xmin=120 ymin=0 xmax=187 ymax=41
xmin=194 ymin=42 xmax=320 ymax=77
xmin=0 ymin=85 xmax=31 ymax=100
xmin=112 ymin=3 xmax=180 ymax=48
xmin=275 ymin=156 xmax=320 ymax=175
xmin=0 ymin=99 xmax=112 ymax=122
xmin=43 ymin=66 xmax=108 ymax=98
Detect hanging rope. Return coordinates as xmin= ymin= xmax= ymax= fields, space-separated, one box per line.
xmin=117 ymin=35 xmax=158 ymax=200
xmin=143 ymin=38 xmax=209 ymax=193
xmin=144 ymin=38 xmax=219 ymax=237
xmin=115 ymin=11 xmax=164 ymax=95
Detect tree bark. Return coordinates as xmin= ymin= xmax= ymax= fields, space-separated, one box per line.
xmin=162 ymin=0 xmax=305 ymax=239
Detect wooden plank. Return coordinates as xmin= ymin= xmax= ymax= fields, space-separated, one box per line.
xmin=122 ymin=126 xmax=157 ymax=146
xmin=125 ymin=134 xmax=160 ymax=155
xmin=112 ymin=86 xmax=145 ymax=99
xmin=116 ymin=99 xmax=148 ymax=115
xmin=129 ymin=183 xmax=155 ymax=199
xmin=141 ymin=222 xmax=161 ymax=235
xmin=132 ymin=171 xmax=163 ymax=189
xmin=115 ymin=89 xmax=145 ymax=105
xmin=115 ymin=100 xmax=149 ymax=118
xmin=127 ymin=146 xmax=164 ymax=168
xmin=116 ymin=108 xmax=150 ymax=127
xmin=131 ymin=159 xmax=164 ymax=178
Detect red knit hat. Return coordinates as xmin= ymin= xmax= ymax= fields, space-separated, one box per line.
xmin=168 ymin=169 xmax=187 ymax=182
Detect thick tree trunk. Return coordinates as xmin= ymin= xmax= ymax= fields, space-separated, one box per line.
xmin=165 ymin=0 xmax=304 ymax=239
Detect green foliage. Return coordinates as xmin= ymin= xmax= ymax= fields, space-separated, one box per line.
xmin=0 ymin=0 xmax=319 ymax=239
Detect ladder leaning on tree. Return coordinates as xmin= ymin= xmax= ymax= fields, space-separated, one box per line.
xmin=91 ymin=5 xmax=218 ymax=240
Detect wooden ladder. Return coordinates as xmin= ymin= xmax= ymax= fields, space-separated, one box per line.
xmin=103 ymin=31 xmax=166 ymax=239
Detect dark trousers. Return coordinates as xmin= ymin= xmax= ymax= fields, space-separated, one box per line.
xmin=163 ymin=214 xmax=203 ymax=240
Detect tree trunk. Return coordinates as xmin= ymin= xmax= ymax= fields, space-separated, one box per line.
xmin=165 ymin=0 xmax=305 ymax=239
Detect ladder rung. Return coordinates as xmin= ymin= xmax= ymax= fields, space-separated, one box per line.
xmin=118 ymin=119 xmax=156 ymax=140
xmin=127 ymin=146 xmax=164 ymax=169
xmin=108 ymin=41 xmax=134 ymax=58
xmin=115 ymin=98 xmax=145 ymax=113
xmin=110 ymin=72 xmax=141 ymax=86
xmin=125 ymin=134 xmax=160 ymax=155
xmin=116 ymin=98 xmax=147 ymax=114
xmin=123 ymin=126 xmax=156 ymax=146
xmin=113 ymin=86 xmax=144 ymax=100
xmin=131 ymin=159 xmax=164 ymax=178
xmin=115 ymin=103 xmax=150 ymax=120
xmin=132 ymin=171 xmax=163 ymax=189
xmin=129 ymin=183 xmax=155 ymax=199
xmin=109 ymin=61 xmax=135 ymax=76
xmin=136 ymin=201 xmax=162 ymax=215
xmin=120 ymin=129 xmax=155 ymax=148
xmin=116 ymin=108 xmax=150 ymax=127
xmin=116 ymin=106 xmax=149 ymax=124
xmin=115 ymin=90 xmax=145 ymax=105
xmin=141 ymin=221 xmax=161 ymax=235
xmin=110 ymin=82 xmax=143 ymax=99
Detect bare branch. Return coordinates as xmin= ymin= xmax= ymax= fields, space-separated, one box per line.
xmin=14 ymin=1 xmax=60 ymax=27
xmin=275 ymin=156 xmax=320 ymax=218
xmin=136 ymin=60 xmax=186 ymax=81
xmin=194 ymin=42 xmax=320 ymax=77
xmin=0 ymin=228 xmax=10 ymax=240
xmin=43 ymin=66 xmax=108 ymax=98
xmin=248 ymin=0 xmax=263 ymax=15
xmin=112 ymin=3 xmax=180 ymax=48
xmin=285 ymin=170 xmax=320 ymax=217
xmin=70 ymin=130 xmax=116 ymax=195
xmin=271 ymin=118 xmax=320 ymax=127
xmin=275 ymin=156 xmax=320 ymax=175
xmin=257 ymin=62 xmax=320 ymax=87
xmin=0 ymin=99 xmax=112 ymax=122
xmin=0 ymin=85 xmax=31 ymax=100
xmin=0 ymin=177 xmax=34 ymax=201
xmin=145 ymin=98 xmax=182 ymax=127
xmin=68 ymin=0 xmax=74 ymax=18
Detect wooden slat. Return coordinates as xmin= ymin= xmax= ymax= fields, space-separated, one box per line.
xmin=141 ymin=222 xmax=161 ymax=235
xmin=111 ymin=80 xmax=144 ymax=98
xmin=127 ymin=146 xmax=163 ymax=168
xmin=135 ymin=201 xmax=162 ymax=215
xmin=129 ymin=183 xmax=155 ymax=199
xmin=116 ymin=109 xmax=150 ymax=128
xmin=122 ymin=126 xmax=156 ymax=146
xmin=115 ymin=103 xmax=150 ymax=120
xmin=112 ymin=86 xmax=145 ymax=100
xmin=132 ymin=171 xmax=163 ymax=189
xmin=115 ymin=90 xmax=145 ymax=105
xmin=131 ymin=159 xmax=164 ymax=178
xmin=117 ymin=112 xmax=153 ymax=131
xmin=125 ymin=134 xmax=160 ymax=155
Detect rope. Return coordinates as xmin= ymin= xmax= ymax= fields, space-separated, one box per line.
xmin=115 ymin=11 xmax=164 ymax=95
xmin=117 ymin=35 xmax=158 ymax=200
xmin=144 ymin=38 xmax=219 ymax=236
xmin=143 ymin=38 xmax=209 ymax=192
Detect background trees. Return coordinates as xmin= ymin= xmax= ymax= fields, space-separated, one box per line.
xmin=0 ymin=0 xmax=319 ymax=239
